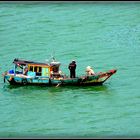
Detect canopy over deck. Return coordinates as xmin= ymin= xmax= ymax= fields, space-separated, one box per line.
xmin=13 ymin=58 xmax=49 ymax=66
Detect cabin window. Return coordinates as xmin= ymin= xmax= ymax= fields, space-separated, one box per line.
xmin=34 ymin=66 xmax=37 ymax=72
xmin=36 ymin=67 xmax=42 ymax=76
xmin=38 ymin=67 xmax=42 ymax=72
xmin=29 ymin=66 xmax=33 ymax=71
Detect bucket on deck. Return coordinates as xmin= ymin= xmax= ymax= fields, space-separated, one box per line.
xmin=8 ymin=69 xmax=14 ymax=74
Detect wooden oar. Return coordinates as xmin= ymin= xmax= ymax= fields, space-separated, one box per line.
xmin=55 ymin=79 xmax=63 ymax=87
xmin=55 ymin=83 xmax=61 ymax=87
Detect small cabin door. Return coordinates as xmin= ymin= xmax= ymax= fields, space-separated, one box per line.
xmin=42 ymin=67 xmax=50 ymax=77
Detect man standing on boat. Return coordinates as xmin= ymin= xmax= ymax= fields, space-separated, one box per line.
xmin=68 ymin=60 xmax=76 ymax=78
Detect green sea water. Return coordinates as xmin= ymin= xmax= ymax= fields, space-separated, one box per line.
xmin=0 ymin=1 xmax=140 ymax=138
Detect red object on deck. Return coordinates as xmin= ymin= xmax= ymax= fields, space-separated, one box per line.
xmin=109 ymin=69 xmax=117 ymax=74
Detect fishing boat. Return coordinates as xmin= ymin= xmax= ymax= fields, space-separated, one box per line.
xmin=2 ymin=58 xmax=117 ymax=87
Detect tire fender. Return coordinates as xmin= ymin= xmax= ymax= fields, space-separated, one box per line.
xmin=22 ymin=79 xmax=28 ymax=85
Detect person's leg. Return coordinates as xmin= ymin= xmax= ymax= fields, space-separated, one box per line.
xmin=73 ymin=71 xmax=75 ymax=78
xmin=70 ymin=71 xmax=72 ymax=78
xmin=71 ymin=70 xmax=75 ymax=78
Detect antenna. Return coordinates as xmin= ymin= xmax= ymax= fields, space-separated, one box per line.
xmin=45 ymin=50 xmax=56 ymax=64
xmin=51 ymin=50 xmax=56 ymax=62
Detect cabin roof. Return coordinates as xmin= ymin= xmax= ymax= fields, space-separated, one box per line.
xmin=13 ymin=58 xmax=49 ymax=66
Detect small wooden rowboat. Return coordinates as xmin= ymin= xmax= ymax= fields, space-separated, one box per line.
xmin=2 ymin=58 xmax=117 ymax=87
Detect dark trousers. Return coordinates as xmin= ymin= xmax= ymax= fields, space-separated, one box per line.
xmin=70 ymin=70 xmax=76 ymax=78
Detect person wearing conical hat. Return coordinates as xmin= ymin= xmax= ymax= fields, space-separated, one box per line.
xmin=85 ymin=66 xmax=95 ymax=76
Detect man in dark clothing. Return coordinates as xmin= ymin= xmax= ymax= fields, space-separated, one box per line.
xmin=68 ymin=60 xmax=76 ymax=78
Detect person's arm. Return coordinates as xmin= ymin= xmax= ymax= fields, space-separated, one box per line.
xmin=68 ymin=64 xmax=71 ymax=70
xmin=74 ymin=64 xmax=76 ymax=69
xmin=91 ymin=69 xmax=95 ymax=75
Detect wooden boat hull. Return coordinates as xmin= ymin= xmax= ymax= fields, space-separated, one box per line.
xmin=3 ymin=69 xmax=117 ymax=87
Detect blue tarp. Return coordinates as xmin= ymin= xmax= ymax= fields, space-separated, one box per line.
xmin=9 ymin=69 xmax=14 ymax=74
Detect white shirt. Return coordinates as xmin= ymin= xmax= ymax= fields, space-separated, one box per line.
xmin=86 ymin=67 xmax=95 ymax=76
